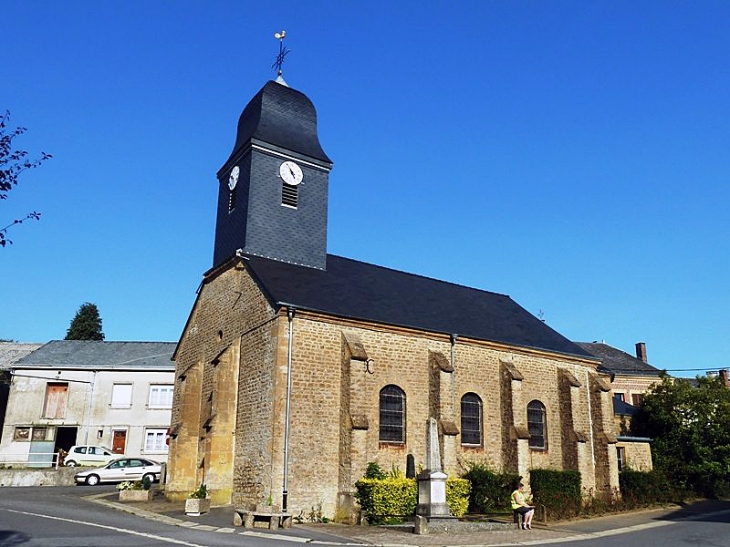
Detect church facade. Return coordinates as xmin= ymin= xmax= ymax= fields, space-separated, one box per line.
xmin=166 ymin=78 xmax=620 ymax=518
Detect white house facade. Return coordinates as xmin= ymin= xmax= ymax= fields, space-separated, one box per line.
xmin=0 ymin=340 xmax=176 ymax=466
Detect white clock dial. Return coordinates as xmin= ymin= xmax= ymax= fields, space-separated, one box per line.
xmin=228 ymin=166 xmax=240 ymax=190
xmin=279 ymin=161 xmax=303 ymax=185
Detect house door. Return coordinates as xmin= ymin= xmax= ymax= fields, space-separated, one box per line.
xmin=112 ymin=430 xmax=127 ymax=454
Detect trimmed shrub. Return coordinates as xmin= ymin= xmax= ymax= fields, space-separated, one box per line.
xmin=446 ymin=477 xmax=471 ymax=517
xmin=354 ymin=476 xmax=417 ymax=524
xmin=530 ymin=469 xmax=581 ymax=520
xmin=619 ymin=469 xmax=676 ymax=506
xmin=462 ymin=463 xmax=520 ymax=513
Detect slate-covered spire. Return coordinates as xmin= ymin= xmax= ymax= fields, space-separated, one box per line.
xmin=225 ymin=80 xmax=331 ymax=167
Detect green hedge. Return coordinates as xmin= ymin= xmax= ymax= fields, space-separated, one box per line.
xmin=462 ymin=464 xmax=520 ymax=513
xmin=354 ymin=476 xmax=417 ymax=524
xmin=446 ymin=477 xmax=471 ymax=517
xmin=530 ymin=469 xmax=582 ymax=520
xmin=619 ymin=469 xmax=676 ymax=505
xmin=354 ymin=466 xmax=471 ymax=523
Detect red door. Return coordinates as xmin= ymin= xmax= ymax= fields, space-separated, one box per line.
xmin=112 ymin=430 xmax=127 ymax=454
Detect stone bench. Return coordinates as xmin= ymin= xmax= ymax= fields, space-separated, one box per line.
xmin=233 ymin=508 xmax=292 ymax=530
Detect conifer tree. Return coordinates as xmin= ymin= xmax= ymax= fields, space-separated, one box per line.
xmin=65 ymin=302 xmax=105 ymax=341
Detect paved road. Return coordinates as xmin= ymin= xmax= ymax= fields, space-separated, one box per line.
xmin=1 ymin=485 xmax=728 ymax=546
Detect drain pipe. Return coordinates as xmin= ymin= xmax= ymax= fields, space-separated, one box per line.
xmin=83 ymin=371 xmax=97 ymax=445
xmin=450 ymin=334 xmax=458 ymax=418
xmin=585 ymin=370 xmax=596 ymax=470
xmin=282 ymin=306 xmax=295 ymax=512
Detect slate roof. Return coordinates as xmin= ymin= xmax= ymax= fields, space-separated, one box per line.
xmin=225 ymin=80 xmax=332 ymax=166
xmin=0 ymin=342 xmax=42 ymax=370
xmin=14 ymin=340 xmax=175 ymax=370
xmin=576 ymin=342 xmax=661 ymax=376
xmin=613 ymin=397 xmax=639 ymax=416
xmin=244 ymin=254 xmax=594 ymax=359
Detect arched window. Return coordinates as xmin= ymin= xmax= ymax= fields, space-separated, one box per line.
xmin=527 ymin=400 xmax=547 ymax=449
xmin=460 ymin=393 xmax=483 ymax=446
xmin=379 ymin=385 xmax=406 ymax=443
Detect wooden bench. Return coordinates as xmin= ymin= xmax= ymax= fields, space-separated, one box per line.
xmin=233 ymin=509 xmax=292 ymax=530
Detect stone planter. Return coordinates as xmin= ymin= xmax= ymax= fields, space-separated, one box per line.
xmin=119 ymin=489 xmax=153 ymax=502
xmin=185 ymin=498 xmax=210 ymax=516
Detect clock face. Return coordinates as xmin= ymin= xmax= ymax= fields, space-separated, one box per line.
xmin=279 ymin=161 xmax=303 ymax=185
xmin=228 ymin=166 xmax=240 ymax=191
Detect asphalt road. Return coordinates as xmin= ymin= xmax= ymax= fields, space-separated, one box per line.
xmin=1 ymin=485 xmax=728 ymax=547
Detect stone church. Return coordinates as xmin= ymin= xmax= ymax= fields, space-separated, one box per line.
xmin=166 ymin=76 xmax=619 ymax=518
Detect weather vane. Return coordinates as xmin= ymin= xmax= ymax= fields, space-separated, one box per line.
xmin=272 ymin=30 xmax=290 ymax=76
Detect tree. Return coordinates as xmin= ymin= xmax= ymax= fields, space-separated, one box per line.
xmin=65 ymin=303 xmax=105 ymax=341
xmin=631 ymin=372 xmax=730 ymax=497
xmin=1 ymin=110 xmax=52 ymax=247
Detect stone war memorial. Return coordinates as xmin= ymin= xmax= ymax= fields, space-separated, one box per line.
xmin=165 ymin=55 xmax=620 ymax=521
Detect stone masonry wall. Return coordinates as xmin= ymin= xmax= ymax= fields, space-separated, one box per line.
xmin=167 ymin=261 xmax=276 ymax=503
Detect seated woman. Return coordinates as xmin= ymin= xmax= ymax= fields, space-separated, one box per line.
xmin=511 ymin=482 xmax=535 ymax=530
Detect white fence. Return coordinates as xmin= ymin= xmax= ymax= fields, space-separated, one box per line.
xmin=0 ymin=451 xmax=63 ymax=468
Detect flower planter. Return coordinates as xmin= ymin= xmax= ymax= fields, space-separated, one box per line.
xmin=119 ymin=489 xmax=153 ymax=502
xmin=185 ymin=498 xmax=210 ymax=516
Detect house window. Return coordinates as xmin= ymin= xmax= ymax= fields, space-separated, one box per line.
xmin=14 ymin=427 xmax=31 ymax=441
xmin=527 ymin=400 xmax=547 ymax=449
xmin=631 ymin=394 xmax=643 ymax=406
xmin=43 ymin=382 xmax=68 ymax=419
xmin=111 ymin=383 xmax=133 ymax=408
xmin=281 ymin=182 xmax=298 ymax=208
xmin=148 ymin=385 xmax=174 ymax=409
xmin=379 ymin=385 xmax=406 ymax=443
xmin=144 ymin=428 xmax=168 ymax=453
xmin=616 ymin=446 xmax=626 ymax=472
xmin=32 ymin=427 xmax=48 ymax=441
xmin=460 ymin=393 xmax=483 ymax=446
xmin=614 ymin=392 xmax=626 ymax=403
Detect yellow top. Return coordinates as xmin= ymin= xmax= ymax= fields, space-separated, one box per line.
xmin=511 ymin=489 xmax=526 ymax=510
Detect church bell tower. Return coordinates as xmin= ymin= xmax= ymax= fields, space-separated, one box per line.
xmin=212 ymin=78 xmax=333 ymax=270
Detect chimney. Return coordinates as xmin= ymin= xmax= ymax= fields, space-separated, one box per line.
xmin=720 ymin=369 xmax=730 ymax=388
xmin=635 ymin=342 xmax=648 ymax=363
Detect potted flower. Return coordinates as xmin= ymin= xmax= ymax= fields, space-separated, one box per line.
xmin=117 ymin=477 xmax=153 ymax=502
xmin=185 ymin=483 xmax=210 ymax=516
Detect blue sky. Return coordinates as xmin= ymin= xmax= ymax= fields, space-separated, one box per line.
xmin=3 ymin=2 xmax=729 ymax=377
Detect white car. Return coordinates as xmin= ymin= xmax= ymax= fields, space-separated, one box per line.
xmin=74 ymin=457 xmax=162 ymax=486
xmin=65 ymin=445 xmax=119 ymax=467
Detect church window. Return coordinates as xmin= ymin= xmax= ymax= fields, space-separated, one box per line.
xmin=228 ymin=187 xmax=237 ymax=212
xmin=281 ymin=182 xmax=298 ymax=208
xmin=460 ymin=393 xmax=483 ymax=446
xmin=616 ymin=446 xmax=626 ymax=472
xmin=527 ymin=400 xmax=547 ymax=449
xmin=379 ymin=385 xmax=406 ymax=443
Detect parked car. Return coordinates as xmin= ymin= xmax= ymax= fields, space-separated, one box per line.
xmin=74 ymin=457 xmax=162 ymax=486
xmin=65 ymin=445 xmax=119 ymax=467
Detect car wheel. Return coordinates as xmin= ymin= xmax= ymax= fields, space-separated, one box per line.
xmin=85 ymin=474 xmax=100 ymax=486
xmin=65 ymin=460 xmax=78 ymax=467
xmin=142 ymin=473 xmax=156 ymax=484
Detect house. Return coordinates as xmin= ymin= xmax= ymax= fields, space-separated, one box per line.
xmin=0 ymin=340 xmax=175 ymax=466
xmin=166 ymin=77 xmax=622 ymax=518
xmin=0 ymin=342 xmax=43 ymax=445
xmin=576 ymin=341 xmax=661 ymax=472
xmin=577 ymin=342 xmax=662 ymax=408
